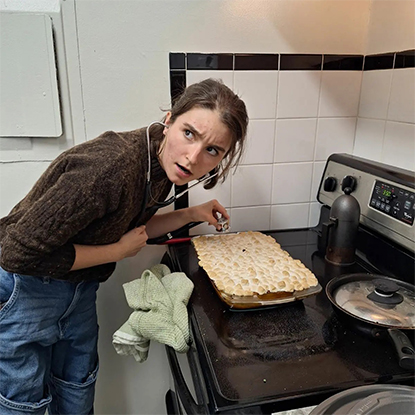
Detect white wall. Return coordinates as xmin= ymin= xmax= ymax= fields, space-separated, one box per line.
xmin=0 ymin=1 xmax=414 ymax=414
xmin=0 ymin=0 xmax=85 ymax=213
xmin=365 ymin=0 xmax=415 ymax=54
xmin=73 ymin=0 xmax=371 ymax=138
xmin=354 ymin=0 xmax=415 ymax=171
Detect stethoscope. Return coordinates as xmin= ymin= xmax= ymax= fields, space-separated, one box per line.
xmin=139 ymin=121 xmax=229 ymax=244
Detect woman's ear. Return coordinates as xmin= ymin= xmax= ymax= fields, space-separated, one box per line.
xmin=163 ymin=112 xmax=172 ymax=134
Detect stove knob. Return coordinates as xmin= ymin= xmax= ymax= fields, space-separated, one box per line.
xmin=342 ymin=175 xmax=357 ymax=193
xmin=324 ymin=176 xmax=337 ymax=192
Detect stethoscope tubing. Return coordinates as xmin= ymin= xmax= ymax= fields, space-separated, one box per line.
xmin=138 ymin=121 xmax=219 ymax=219
xmin=141 ymin=121 xmax=230 ymax=243
xmin=133 ymin=122 xmax=230 ymax=242
xmin=146 ymin=221 xmax=203 ymax=245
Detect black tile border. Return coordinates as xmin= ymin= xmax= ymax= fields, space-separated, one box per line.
xmin=171 ymin=50 xmax=415 ymax=72
xmin=395 ymin=49 xmax=415 ymax=69
xmin=323 ymin=55 xmax=364 ymax=71
xmin=364 ymin=53 xmax=394 ymax=71
xmin=187 ymin=53 xmax=233 ymax=70
xmin=280 ymin=54 xmax=322 ymax=70
xmin=174 ymin=184 xmax=189 ymax=213
xmin=169 ymin=70 xmax=186 ymax=105
xmin=169 ymin=53 xmax=185 ymax=70
xmin=235 ymin=54 xmax=279 ymax=70
xmin=168 ymin=66 xmax=189 ymax=212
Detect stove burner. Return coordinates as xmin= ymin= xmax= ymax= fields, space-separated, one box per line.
xmin=217 ymin=302 xmax=334 ymax=362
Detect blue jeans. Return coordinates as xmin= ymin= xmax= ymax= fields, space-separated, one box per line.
xmin=0 ymin=267 xmax=99 ymax=415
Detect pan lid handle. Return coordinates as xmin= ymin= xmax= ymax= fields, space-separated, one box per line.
xmin=367 ymin=279 xmax=403 ymax=305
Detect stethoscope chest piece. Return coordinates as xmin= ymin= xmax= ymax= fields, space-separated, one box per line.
xmin=216 ymin=216 xmax=230 ymax=232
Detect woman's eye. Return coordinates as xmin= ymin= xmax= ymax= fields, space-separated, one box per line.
xmin=207 ymin=147 xmax=219 ymax=156
xmin=184 ymin=129 xmax=193 ymax=139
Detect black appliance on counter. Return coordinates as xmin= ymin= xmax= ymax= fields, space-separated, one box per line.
xmin=163 ymin=154 xmax=415 ymax=415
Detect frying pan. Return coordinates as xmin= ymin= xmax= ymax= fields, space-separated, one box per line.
xmin=326 ymin=274 xmax=415 ymax=371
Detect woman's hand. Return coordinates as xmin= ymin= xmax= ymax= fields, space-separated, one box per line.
xmin=116 ymin=225 xmax=148 ymax=259
xmin=145 ymin=199 xmax=229 ymax=238
xmin=189 ymin=199 xmax=229 ymax=230
xmin=71 ymin=226 xmax=148 ymax=271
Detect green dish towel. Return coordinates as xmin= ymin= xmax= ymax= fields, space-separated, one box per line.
xmin=112 ymin=264 xmax=194 ymax=362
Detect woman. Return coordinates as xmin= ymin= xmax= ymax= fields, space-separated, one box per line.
xmin=0 ymin=78 xmax=248 ymax=415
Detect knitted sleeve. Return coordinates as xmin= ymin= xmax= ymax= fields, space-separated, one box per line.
xmin=0 ymin=149 xmax=124 ymax=278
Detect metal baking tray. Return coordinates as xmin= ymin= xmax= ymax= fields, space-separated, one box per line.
xmin=209 ymin=280 xmax=322 ymax=309
xmin=192 ymin=233 xmax=322 ymax=310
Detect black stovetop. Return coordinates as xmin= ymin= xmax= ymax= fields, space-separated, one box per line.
xmin=167 ymin=225 xmax=414 ymax=414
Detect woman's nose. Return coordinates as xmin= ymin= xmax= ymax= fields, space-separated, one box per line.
xmin=186 ymin=144 xmax=202 ymax=165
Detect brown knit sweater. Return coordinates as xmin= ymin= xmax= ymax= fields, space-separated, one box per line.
xmin=0 ymin=128 xmax=172 ymax=283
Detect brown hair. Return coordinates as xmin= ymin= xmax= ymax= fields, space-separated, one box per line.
xmin=151 ymin=78 xmax=248 ymax=189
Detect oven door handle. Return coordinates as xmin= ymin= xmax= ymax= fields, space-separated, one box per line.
xmin=165 ymin=345 xmax=207 ymax=415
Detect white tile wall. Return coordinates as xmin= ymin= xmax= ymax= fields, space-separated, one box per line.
xmin=243 ymin=119 xmax=275 ymax=164
xmin=311 ymin=161 xmax=326 ymax=202
xmin=234 ymin=71 xmax=278 ymax=119
xmin=354 ymin=67 xmax=415 ymax=172
xmin=271 ymin=203 xmax=310 ymax=230
xmin=189 ymin=220 xmax=219 ymax=236
xmin=188 ymin=177 xmax=231 ymax=208
xmin=319 ymin=71 xmax=362 ymax=117
xmin=272 ymin=163 xmax=313 ymax=204
xmin=231 ymin=164 xmax=273 ymax=207
xmin=387 ymin=68 xmax=415 ymax=124
xmin=358 ymin=70 xmax=393 ymax=119
xmin=277 ymin=71 xmax=321 ymax=118
xmin=229 ymin=206 xmax=271 ymax=232
xmin=315 ymin=117 xmax=356 ymax=161
xmin=185 ymin=62 xmax=414 ymax=234
xmin=274 ymin=119 xmax=317 ymax=163
xmin=382 ymin=121 xmax=415 ymax=171
xmin=354 ymin=118 xmax=385 ymax=162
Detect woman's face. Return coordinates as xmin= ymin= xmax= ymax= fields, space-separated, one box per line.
xmin=158 ymin=107 xmax=232 ymax=186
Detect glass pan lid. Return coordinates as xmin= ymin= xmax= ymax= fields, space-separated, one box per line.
xmin=333 ymin=279 xmax=415 ymax=328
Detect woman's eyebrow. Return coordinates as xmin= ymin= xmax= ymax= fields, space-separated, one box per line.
xmin=183 ymin=122 xmax=200 ymax=136
xmin=182 ymin=122 xmax=227 ymax=153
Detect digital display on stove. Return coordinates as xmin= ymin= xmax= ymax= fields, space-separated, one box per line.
xmin=370 ymin=180 xmax=414 ymax=226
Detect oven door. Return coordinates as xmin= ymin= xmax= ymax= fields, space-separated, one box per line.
xmin=164 ymin=333 xmax=318 ymax=415
xmin=165 ymin=340 xmax=209 ymax=415
xmin=161 ymin=252 xmax=209 ymax=414
xmin=165 ymin=341 xmax=320 ymax=415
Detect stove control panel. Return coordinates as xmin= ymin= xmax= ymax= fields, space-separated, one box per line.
xmin=370 ymin=181 xmax=414 ymax=226
xmin=318 ymin=154 xmax=414 ymax=252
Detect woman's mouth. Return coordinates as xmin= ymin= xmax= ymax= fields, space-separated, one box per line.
xmin=175 ymin=163 xmax=192 ymax=178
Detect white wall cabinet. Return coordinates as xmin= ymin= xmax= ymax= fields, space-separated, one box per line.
xmin=0 ymin=12 xmax=62 ymax=137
